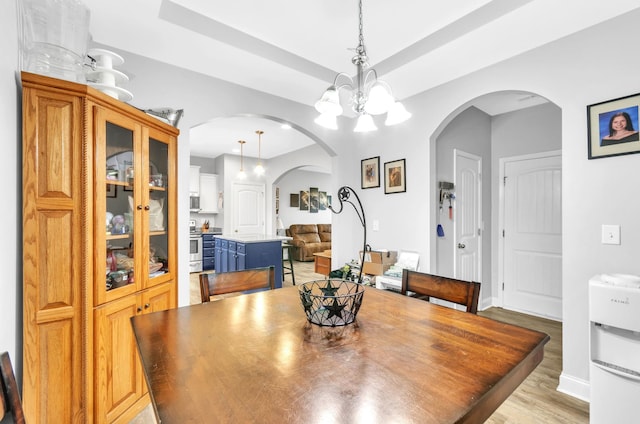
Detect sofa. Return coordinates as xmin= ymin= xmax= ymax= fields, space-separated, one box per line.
xmin=287 ymin=224 xmax=331 ymax=261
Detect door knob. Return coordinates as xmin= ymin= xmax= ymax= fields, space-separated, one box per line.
xmin=457 ymin=243 xmax=466 ymax=249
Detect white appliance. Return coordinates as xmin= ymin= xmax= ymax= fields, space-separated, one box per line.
xmin=589 ymin=274 xmax=640 ymax=423
xmin=189 ymin=233 xmax=203 ymax=273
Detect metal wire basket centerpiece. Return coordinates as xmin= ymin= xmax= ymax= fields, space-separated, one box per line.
xmin=298 ymin=279 xmax=365 ymax=327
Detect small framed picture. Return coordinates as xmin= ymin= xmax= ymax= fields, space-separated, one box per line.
xmin=587 ymin=93 xmax=640 ymax=159
xmin=384 ymin=159 xmax=406 ymax=194
xmin=290 ymin=193 xmax=299 ymax=207
xmin=106 ymin=183 xmax=117 ymax=198
xmin=361 ymin=156 xmax=380 ymax=189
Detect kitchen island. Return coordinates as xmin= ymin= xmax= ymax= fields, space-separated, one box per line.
xmin=214 ymin=234 xmax=290 ymax=288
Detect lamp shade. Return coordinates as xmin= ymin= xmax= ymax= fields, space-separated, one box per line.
xmin=364 ymin=82 xmax=393 ymax=115
xmin=385 ymin=101 xmax=412 ymax=126
xmin=353 ymin=113 xmax=377 ymax=133
xmin=314 ymin=86 xmax=343 ymax=116
xmin=314 ymin=112 xmax=338 ymax=130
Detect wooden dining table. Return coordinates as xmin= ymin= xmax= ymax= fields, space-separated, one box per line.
xmin=131 ymin=285 xmax=549 ymax=423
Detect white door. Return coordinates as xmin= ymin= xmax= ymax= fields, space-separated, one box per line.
xmin=502 ymin=152 xmax=562 ymax=319
xmin=454 ymin=150 xmax=482 ymax=282
xmin=231 ymin=182 xmax=265 ymax=234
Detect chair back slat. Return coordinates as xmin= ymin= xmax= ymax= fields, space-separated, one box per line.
xmin=401 ymin=269 xmax=481 ymax=314
xmin=200 ymin=266 xmax=275 ymax=302
xmin=0 ymin=351 xmax=26 ymax=424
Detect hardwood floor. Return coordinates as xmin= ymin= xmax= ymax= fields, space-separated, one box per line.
xmin=134 ymin=261 xmax=589 ymax=423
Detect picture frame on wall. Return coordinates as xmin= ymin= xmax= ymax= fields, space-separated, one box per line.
xmin=361 ymin=156 xmax=380 ymax=189
xmin=309 ymin=187 xmax=319 ymax=213
xmin=587 ymin=92 xmax=640 ymax=159
xmin=319 ymin=191 xmax=327 ymax=210
xmin=290 ymin=193 xmax=299 ymax=207
xmin=106 ymin=183 xmax=117 ymax=198
xmin=299 ymin=191 xmax=309 ymax=211
xmin=384 ymin=159 xmax=406 ymax=194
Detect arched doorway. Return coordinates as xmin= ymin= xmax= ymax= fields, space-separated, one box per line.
xmin=430 ymin=91 xmax=563 ymax=319
xmin=189 ymin=114 xmax=335 ymax=236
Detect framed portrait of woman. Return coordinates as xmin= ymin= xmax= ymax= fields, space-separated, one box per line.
xmin=588 ymin=93 xmax=640 ymax=159
xmin=384 ymin=159 xmax=406 ymax=194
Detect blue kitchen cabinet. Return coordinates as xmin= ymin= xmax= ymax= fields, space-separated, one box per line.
xmin=202 ymin=234 xmax=215 ymax=271
xmin=214 ymin=237 xmax=223 ymax=272
xmin=219 ymin=238 xmax=229 ymax=273
xmin=215 ymin=237 xmax=283 ymax=289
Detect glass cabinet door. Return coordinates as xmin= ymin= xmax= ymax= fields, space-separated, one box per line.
xmin=97 ymin=109 xmax=140 ymax=305
xmin=145 ymin=129 xmax=172 ymax=288
xmin=95 ymin=107 xmax=175 ymax=305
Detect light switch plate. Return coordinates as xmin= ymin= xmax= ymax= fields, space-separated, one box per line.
xmin=372 ymin=219 xmax=380 ymax=231
xmin=602 ymin=224 xmax=620 ymax=245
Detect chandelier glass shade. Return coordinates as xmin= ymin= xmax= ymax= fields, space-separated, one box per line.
xmin=314 ymin=0 xmax=411 ymax=132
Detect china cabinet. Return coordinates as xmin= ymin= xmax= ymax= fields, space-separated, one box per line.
xmin=21 ymin=72 xmax=178 ymax=423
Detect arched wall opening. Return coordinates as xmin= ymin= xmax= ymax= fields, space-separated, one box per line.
xmin=427 ymin=90 xmax=562 ymax=313
xmin=188 ymin=113 xmax=335 ymax=236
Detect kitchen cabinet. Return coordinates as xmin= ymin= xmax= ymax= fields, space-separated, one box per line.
xmin=199 ymin=173 xmax=219 ymax=213
xmin=202 ymin=233 xmax=215 ymax=270
xmin=189 ymin=165 xmax=200 ymax=196
xmin=215 ymin=236 xmax=283 ymax=288
xmin=21 ymin=72 xmax=178 ymax=424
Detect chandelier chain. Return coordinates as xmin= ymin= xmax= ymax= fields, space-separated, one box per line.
xmin=357 ymin=0 xmax=365 ymax=56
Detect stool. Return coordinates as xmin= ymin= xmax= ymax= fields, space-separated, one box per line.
xmin=282 ymin=243 xmax=296 ymax=285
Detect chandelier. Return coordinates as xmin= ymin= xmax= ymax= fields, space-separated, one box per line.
xmin=314 ymin=0 xmax=411 ymax=132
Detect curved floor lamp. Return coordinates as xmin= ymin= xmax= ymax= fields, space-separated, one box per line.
xmin=329 ymin=186 xmax=367 ymax=283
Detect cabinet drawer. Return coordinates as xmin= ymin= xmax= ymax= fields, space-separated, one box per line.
xmin=215 ymin=238 xmax=221 ymax=247
xmin=236 ymin=243 xmax=246 ymax=254
xmin=202 ymin=234 xmax=215 ymax=242
xmin=229 ymin=241 xmax=237 ymax=251
xmin=203 ymin=257 xmax=215 ymax=270
xmin=203 ymin=247 xmax=215 ymax=258
xmin=221 ymin=239 xmax=229 ymax=249
xmin=203 ymin=239 xmax=215 ymax=249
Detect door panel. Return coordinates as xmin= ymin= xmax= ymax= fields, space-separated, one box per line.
xmin=455 ymin=150 xmax=482 ymax=283
xmin=232 ymin=182 xmax=265 ymax=234
xmin=503 ymin=154 xmax=562 ymax=319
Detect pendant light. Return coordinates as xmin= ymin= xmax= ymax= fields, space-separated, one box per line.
xmin=237 ymin=140 xmax=247 ymax=180
xmin=254 ymin=130 xmax=265 ymax=175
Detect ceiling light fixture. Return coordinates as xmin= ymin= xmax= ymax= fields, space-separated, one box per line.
xmin=237 ymin=140 xmax=247 ymax=180
xmin=314 ymin=0 xmax=411 ymax=132
xmin=254 ymin=130 xmax=265 ymax=175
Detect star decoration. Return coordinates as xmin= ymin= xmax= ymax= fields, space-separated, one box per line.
xmin=300 ymin=286 xmax=313 ymax=312
xmin=326 ymin=298 xmax=346 ymax=320
xmin=320 ymin=280 xmax=339 ymax=297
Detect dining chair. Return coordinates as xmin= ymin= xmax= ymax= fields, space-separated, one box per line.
xmin=401 ymin=269 xmax=481 ymax=314
xmin=1 ymin=351 xmax=26 ymax=424
xmin=200 ymin=266 xmax=276 ymax=303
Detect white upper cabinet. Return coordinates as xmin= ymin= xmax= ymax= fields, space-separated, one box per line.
xmin=199 ymin=173 xmax=219 ymax=213
xmin=189 ymin=165 xmax=200 ymax=196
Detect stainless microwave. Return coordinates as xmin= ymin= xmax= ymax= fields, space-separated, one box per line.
xmin=190 ymin=195 xmax=200 ymax=212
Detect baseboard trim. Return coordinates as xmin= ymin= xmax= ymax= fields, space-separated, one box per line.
xmin=558 ymin=372 xmax=590 ymax=403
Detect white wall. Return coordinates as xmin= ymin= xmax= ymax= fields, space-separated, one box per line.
xmin=276 ymin=169 xmax=332 ymax=229
xmin=1 ymin=0 xmax=20 ymax=372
